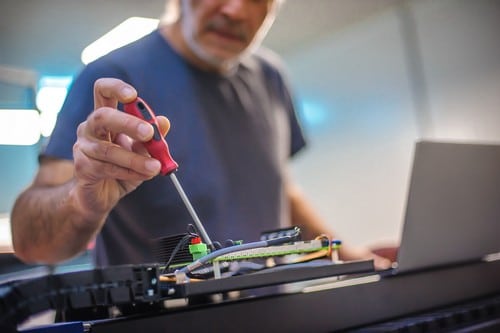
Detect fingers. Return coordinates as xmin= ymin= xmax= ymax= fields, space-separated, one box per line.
xmin=94 ymin=78 xmax=137 ymax=110
xmin=87 ymin=106 xmax=155 ymax=142
xmin=156 ymin=116 xmax=171 ymax=137
xmin=373 ymin=255 xmax=392 ymax=270
xmin=75 ymin=119 xmax=161 ymax=179
xmin=339 ymin=244 xmax=394 ymax=270
xmin=78 ymin=78 xmax=171 ymax=181
xmin=73 ymin=139 xmax=160 ymax=181
xmin=92 ymin=79 xmax=171 ymax=141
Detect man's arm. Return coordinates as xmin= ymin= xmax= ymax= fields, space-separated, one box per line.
xmin=11 ymin=158 xmax=106 ymax=263
xmin=286 ymin=181 xmax=332 ymax=241
xmin=10 ymin=78 xmax=169 ymax=264
xmin=285 ymin=180 xmax=394 ymax=269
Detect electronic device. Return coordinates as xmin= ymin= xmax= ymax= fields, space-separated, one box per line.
xmin=393 ymin=141 xmax=500 ymax=274
xmin=0 ymin=97 xmax=376 ymax=330
xmin=0 ymin=232 xmax=373 ymax=331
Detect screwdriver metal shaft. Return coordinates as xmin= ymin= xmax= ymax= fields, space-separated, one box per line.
xmin=124 ymin=98 xmax=215 ymax=250
xmin=169 ymin=173 xmax=214 ymax=250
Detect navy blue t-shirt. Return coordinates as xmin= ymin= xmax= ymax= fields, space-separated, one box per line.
xmin=45 ymin=30 xmax=306 ymax=266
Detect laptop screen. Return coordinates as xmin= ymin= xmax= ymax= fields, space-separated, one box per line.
xmin=395 ymin=141 xmax=500 ymax=273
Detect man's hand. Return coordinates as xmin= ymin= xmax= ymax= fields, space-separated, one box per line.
xmin=71 ymin=78 xmax=170 ymax=227
xmin=11 ymin=77 xmax=172 ymax=264
xmin=339 ymin=243 xmax=399 ymax=270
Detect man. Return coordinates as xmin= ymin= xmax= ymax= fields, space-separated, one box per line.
xmin=11 ymin=0 xmax=392 ymax=268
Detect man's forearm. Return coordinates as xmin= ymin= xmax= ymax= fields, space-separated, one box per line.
xmin=11 ymin=181 xmax=105 ymax=264
xmin=286 ymin=182 xmax=334 ymax=240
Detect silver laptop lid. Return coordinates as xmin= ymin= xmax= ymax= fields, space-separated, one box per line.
xmin=395 ymin=141 xmax=500 ymax=273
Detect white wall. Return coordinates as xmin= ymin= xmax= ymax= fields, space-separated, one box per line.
xmin=414 ymin=0 xmax=500 ymax=141
xmin=284 ymin=0 xmax=500 ymax=247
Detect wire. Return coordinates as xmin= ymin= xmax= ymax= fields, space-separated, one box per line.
xmin=315 ymin=234 xmax=332 ymax=257
xmin=176 ymin=235 xmax=296 ymax=275
xmin=160 ymin=226 xmax=198 ymax=273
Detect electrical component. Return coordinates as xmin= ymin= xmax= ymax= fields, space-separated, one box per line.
xmin=176 ymin=234 xmax=298 ymax=276
xmin=189 ymin=237 xmax=208 ymax=260
xmin=213 ymin=239 xmax=329 ymax=262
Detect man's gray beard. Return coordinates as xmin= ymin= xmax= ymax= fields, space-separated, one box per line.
xmin=180 ymin=1 xmax=239 ymax=72
xmin=179 ymin=0 xmax=279 ymax=73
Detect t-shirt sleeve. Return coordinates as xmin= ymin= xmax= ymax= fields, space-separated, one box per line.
xmin=282 ymin=78 xmax=307 ymax=157
xmin=262 ymin=52 xmax=307 ymax=157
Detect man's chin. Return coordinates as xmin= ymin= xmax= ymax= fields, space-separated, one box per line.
xmin=209 ymin=53 xmax=240 ymax=66
xmin=203 ymin=44 xmax=245 ymax=63
xmin=185 ymin=32 xmax=246 ymax=71
xmin=196 ymin=48 xmax=243 ymax=71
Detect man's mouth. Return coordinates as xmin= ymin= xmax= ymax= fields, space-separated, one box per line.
xmin=205 ymin=18 xmax=248 ymax=46
xmin=209 ymin=27 xmax=246 ymax=43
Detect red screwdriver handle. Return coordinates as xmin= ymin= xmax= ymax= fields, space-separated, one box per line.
xmin=123 ymin=97 xmax=178 ymax=176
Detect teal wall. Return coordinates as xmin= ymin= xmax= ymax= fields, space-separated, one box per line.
xmin=0 ymin=144 xmax=40 ymax=213
xmin=0 ymin=80 xmax=38 ymax=213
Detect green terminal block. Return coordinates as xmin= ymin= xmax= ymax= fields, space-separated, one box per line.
xmin=189 ymin=241 xmax=208 ymax=261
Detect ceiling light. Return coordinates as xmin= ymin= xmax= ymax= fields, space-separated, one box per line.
xmin=81 ymin=17 xmax=159 ymax=65
xmin=0 ymin=109 xmax=40 ymax=146
xmin=0 ymin=215 xmax=12 ymax=253
xmin=36 ymin=86 xmax=68 ymax=114
xmin=36 ymin=76 xmax=73 ymax=137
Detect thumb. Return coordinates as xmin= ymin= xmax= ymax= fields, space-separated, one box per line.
xmin=93 ymin=78 xmax=137 ymax=109
xmin=156 ymin=116 xmax=171 ymax=137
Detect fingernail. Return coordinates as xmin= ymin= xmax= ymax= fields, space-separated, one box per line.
xmin=145 ymin=159 xmax=161 ymax=172
xmin=121 ymin=86 xmax=135 ymax=98
xmin=138 ymin=123 xmax=152 ymax=139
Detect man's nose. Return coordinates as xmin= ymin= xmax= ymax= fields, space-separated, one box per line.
xmin=220 ymin=0 xmax=249 ymax=21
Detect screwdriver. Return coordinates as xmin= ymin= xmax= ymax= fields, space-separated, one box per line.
xmin=124 ymin=97 xmax=215 ymax=251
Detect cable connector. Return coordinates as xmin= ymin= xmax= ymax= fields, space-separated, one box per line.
xmin=189 ymin=237 xmax=208 ymax=260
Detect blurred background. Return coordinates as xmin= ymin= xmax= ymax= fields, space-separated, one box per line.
xmin=1 ymin=0 xmax=500 ymax=263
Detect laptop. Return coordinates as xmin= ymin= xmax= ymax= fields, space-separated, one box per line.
xmin=391 ymin=140 xmax=500 ymax=274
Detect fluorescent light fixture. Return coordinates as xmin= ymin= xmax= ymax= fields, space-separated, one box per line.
xmin=36 ymin=86 xmax=68 ymax=114
xmin=0 ymin=109 xmax=40 ymax=145
xmin=39 ymin=111 xmax=59 ymax=138
xmin=36 ymin=76 xmax=73 ymax=137
xmin=0 ymin=214 xmax=13 ymax=253
xmin=81 ymin=17 xmax=159 ymax=65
